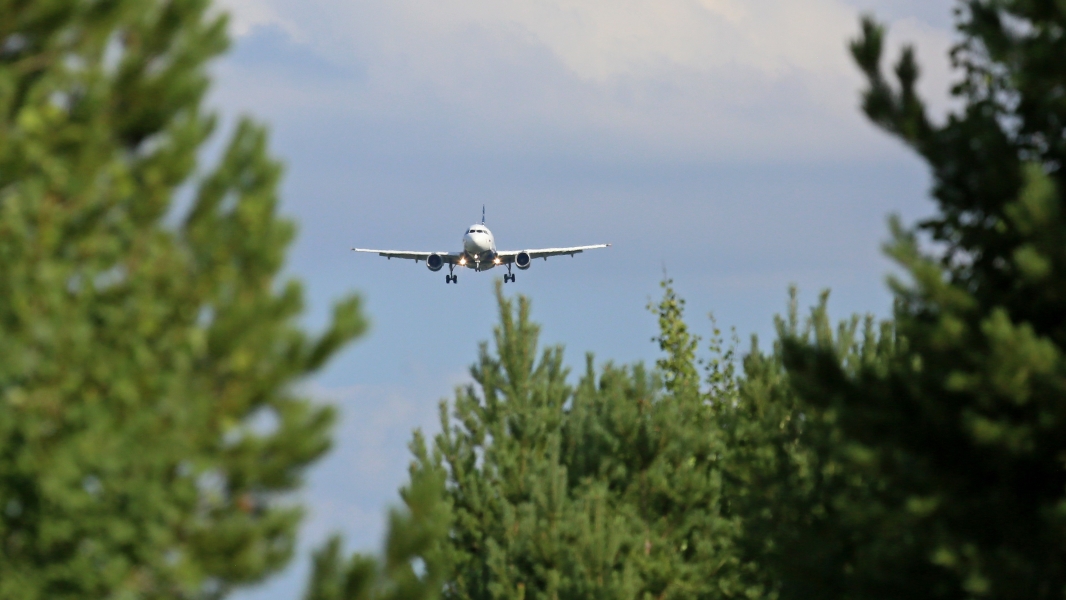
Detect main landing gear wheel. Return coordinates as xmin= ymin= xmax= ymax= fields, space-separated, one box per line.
xmin=504 ymin=274 xmax=515 ymax=283
xmin=445 ymin=274 xmax=457 ymax=284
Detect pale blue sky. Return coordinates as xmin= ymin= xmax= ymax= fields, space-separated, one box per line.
xmin=212 ymin=1 xmax=956 ymax=597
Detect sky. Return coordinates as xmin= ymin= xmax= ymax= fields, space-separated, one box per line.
xmin=209 ymin=0 xmax=958 ymax=597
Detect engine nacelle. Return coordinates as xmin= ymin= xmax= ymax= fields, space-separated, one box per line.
xmin=426 ymin=253 xmax=444 ymax=272
xmin=515 ymin=251 xmax=532 ymax=270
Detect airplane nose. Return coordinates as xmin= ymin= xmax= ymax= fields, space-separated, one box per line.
xmin=465 ymin=234 xmax=487 ymax=253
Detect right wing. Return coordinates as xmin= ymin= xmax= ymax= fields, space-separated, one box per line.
xmin=351 ymin=248 xmax=463 ymax=263
xmin=496 ymin=244 xmax=611 ymax=262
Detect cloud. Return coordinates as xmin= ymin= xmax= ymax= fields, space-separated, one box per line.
xmin=359 ymin=0 xmax=855 ymax=83
xmin=217 ymin=0 xmax=919 ymax=80
xmin=210 ymin=0 xmax=955 ymax=163
xmin=212 ymin=0 xmax=298 ymax=38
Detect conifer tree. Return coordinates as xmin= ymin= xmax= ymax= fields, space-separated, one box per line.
xmin=305 ymin=283 xmax=896 ymax=600
xmin=780 ymin=2 xmax=1066 ymax=597
xmin=422 ymin=284 xmax=645 ymax=599
xmin=725 ymin=292 xmax=896 ymax=598
xmin=0 ymin=1 xmax=365 ymax=598
xmin=381 ymin=282 xmax=758 ymax=599
xmin=302 ymin=467 xmax=451 ymax=600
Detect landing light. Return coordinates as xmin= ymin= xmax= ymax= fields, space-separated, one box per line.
xmin=493 ymin=257 xmax=501 ymax=264
xmin=459 ymin=257 xmax=467 ymax=265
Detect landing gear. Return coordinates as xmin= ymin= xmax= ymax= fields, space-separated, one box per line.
xmin=445 ymin=274 xmax=457 ymax=284
xmin=503 ymin=264 xmax=515 ymax=283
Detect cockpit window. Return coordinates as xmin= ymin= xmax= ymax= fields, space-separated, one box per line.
xmin=468 ymin=230 xmax=475 ymax=233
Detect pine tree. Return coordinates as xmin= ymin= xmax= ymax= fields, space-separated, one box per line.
xmin=421 ymin=283 xmax=645 ymax=599
xmin=374 ymin=282 xmax=757 ymax=600
xmin=726 ymin=292 xmax=896 ymax=598
xmin=780 ymin=2 xmax=1066 ymax=597
xmin=302 ymin=285 xmax=895 ymax=600
xmin=302 ymin=466 xmax=451 ymax=600
xmin=0 ymin=1 xmax=365 ymax=598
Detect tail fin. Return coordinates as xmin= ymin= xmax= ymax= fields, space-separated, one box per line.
xmin=482 ymin=205 xmax=485 ymax=224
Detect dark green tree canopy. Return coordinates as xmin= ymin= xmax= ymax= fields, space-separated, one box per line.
xmin=781 ymin=2 xmax=1066 ymax=598
xmin=0 ymin=1 xmax=365 ymax=598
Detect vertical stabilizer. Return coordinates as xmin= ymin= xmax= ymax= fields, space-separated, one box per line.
xmin=482 ymin=205 xmax=486 ymax=224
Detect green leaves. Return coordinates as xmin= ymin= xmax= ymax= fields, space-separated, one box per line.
xmin=649 ymin=277 xmax=701 ymax=397
xmin=304 ymin=468 xmax=452 ymax=600
xmin=774 ymin=4 xmax=1066 ymax=598
xmin=849 ymin=16 xmax=931 ymax=146
xmin=0 ymin=1 xmax=365 ymax=598
xmin=309 ymin=280 xmax=779 ymax=600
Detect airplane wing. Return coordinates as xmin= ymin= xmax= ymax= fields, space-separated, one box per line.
xmin=496 ymin=244 xmax=611 ymax=262
xmin=351 ymin=248 xmax=463 ymax=263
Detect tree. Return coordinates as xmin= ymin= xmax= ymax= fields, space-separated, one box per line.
xmin=779 ymin=2 xmax=1066 ymax=597
xmin=727 ymin=292 xmax=896 ymax=599
xmin=299 ymin=283 xmax=890 ymax=600
xmin=420 ymin=284 xmax=646 ymax=599
xmin=365 ymin=282 xmax=759 ymax=600
xmin=0 ymin=1 xmax=365 ymax=598
xmin=303 ymin=466 xmax=452 ymax=600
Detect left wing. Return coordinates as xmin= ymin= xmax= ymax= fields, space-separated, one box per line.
xmin=351 ymin=249 xmax=463 ymax=263
xmin=496 ymin=244 xmax=611 ymax=262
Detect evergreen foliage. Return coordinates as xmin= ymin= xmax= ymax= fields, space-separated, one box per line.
xmin=0 ymin=1 xmax=365 ymax=598
xmin=778 ymin=2 xmax=1066 ymax=597
xmin=314 ymin=282 xmax=894 ymax=600
xmin=303 ymin=467 xmax=451 ymax=600
xmin=729 ymin=294 xmax=896 ymax=599
xmin=315 ymin=282 xmax=895 ymax=600
xmin=402 ymin=282 xmax=765 ymax=599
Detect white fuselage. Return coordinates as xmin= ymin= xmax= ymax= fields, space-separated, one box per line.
xmin=461 ymin=223 xmax=497 ymax=270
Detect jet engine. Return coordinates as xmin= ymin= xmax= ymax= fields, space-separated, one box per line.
xmin=426 ymin=253 xmax=444 ymax=272
xmin=515 ymin=251 xmax=532 ymax=270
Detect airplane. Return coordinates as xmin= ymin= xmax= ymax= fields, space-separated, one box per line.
xmin=351 ymin=207 xmax=610 ymax=284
